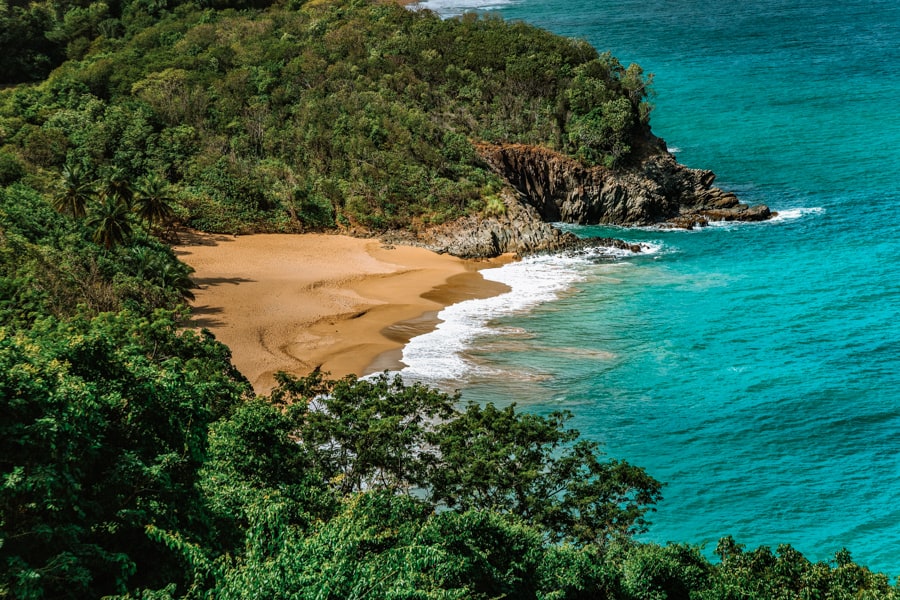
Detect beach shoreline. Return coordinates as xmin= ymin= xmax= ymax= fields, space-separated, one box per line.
xmin=174 ymin=231 xmax=511 ymax=395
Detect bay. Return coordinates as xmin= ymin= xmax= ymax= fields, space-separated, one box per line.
xmin=409 ymin=0 xmax=900 ymax=573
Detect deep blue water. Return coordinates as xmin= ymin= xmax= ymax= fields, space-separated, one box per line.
xmin=413 ymin=0 xmax=900 ymax=573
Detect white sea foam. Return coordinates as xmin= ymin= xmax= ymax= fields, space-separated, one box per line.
xmin=691 ymin=206 xmax=824 ymax=230
xmin=396 ymin=253 xmax=594 ymax=384
xmin=415 ymin=0 xmax=515 ymax=16
xmin=768 ymin=206 xmax=825 ymax=222
xmin=705 ymin=218 xmax=749 ymax=229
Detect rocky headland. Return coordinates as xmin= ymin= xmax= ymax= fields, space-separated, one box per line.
xmin=391 ymin=142 xmax=774 ymax=258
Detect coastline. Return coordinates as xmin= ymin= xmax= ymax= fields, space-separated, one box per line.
xmin=174 ymin=231 xmax=511 ymax=395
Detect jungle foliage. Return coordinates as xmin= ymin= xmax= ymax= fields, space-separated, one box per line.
xmin=2 ymin=0 xmax=898 ymax=597
xmin=4 ymin=356 xmax=898 ymax=598
xmin=1 ymin=0 xmax=654 ymax=234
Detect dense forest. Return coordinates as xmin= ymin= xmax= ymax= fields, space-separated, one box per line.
xmin=1 ymin=0 xmax=654 ymax=234
xmin=1 ymin=0 xmax=899 ymax=596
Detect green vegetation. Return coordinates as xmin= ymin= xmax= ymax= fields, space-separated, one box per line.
xmin=4 ymin=354 xmax=898 ymax=597
xmin=0 ymin=183 xmax=193 ymax=325
xmin=1 ymin=0 xmax=898 ymax=596
xmin=1 ymin=0 xmax=653 ymax=235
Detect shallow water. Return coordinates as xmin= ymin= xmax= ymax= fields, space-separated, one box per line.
xmin=406 ymin=0 xmax=900 ymax=573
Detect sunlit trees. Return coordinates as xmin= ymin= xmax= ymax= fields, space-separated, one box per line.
xmin=253 ymin=372 xmax=662 ymax=545
xmin=5 ymin=0 xmax=658 ymax=235
xmin=268 ymin=371 xmax=457 ymax=495
xmin=430 ymin=402 xmax=662 ymax=545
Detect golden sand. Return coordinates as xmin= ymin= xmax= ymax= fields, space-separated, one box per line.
xmin=175 ymin=231 xmax=510 ymax=394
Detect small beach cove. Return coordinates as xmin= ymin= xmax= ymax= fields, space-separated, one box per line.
xmin=174 ymin=230 xmax=511 ymax=394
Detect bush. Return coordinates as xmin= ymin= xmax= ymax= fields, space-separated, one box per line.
xmin=0 ymin=149 xmax=25 ymax=184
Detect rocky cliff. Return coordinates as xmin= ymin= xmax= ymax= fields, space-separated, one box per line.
xmin=404 ymin=189 xmax=642 ymax=258
xmin=395 ymin=142 xmax=773 ymax=258
xmin=475 ymin=142 xmax=772 ymax=228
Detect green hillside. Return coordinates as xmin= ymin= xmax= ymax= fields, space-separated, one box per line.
xmin=1 ymin=0 xmax=898 ymax=597
xmin=2 ymin=0 xmax=652 ymax=234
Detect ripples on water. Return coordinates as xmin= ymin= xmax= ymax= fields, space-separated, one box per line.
xmin=401 ymin=0 xmax=900 ymax=574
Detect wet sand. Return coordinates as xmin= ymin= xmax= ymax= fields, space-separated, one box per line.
xmin=175 ymin=231 xmax=510 ymax=394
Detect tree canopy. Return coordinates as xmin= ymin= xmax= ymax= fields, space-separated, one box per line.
xmin=1 ymin=0 xmax=655 ymax=235
xmin=1 ymin=0 xmax=898 ymax=597
xmin=5 ymin=357 xmax=898 ymax=598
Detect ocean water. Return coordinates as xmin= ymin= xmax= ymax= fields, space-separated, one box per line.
xmin=406 ymin=0 xmax=900 ymax=573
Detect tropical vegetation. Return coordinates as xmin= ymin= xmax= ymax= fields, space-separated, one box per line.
xmin=1 ymin=0 xmax=655 ymax=235
xmin=1 ymin=0 xmax=898 ymax=596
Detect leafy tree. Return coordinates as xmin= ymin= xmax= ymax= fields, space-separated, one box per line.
xmin=429 ymin=402 xmax=663 ymax=545
xmin=0 ymin=149 xmax=26 ymax=185
xmin=614 ymin=541 xmax=710 ymax=600
xmin=201 ymin=397 xmax=334 ymax=536
xmin=214 ymin=491 xmax=550 ymax=600
xmin=0 ymin=310 xmax=250 ymax=599
xmin=568 ymin=98 xmax=635 ymax=167
xmin=0 ymin=0 xmax=59 ymax=83
xmin=698 ymin=536 xmax=900 ymax=600
xmin=264 ymin=372 xmax=660 ymax=546
xmin=270 ymin=370 xmax=457 ymax=495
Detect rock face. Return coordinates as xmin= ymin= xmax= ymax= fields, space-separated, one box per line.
xmin=412 ymin=190 xmax=575 ymax=258
xmin=474 ymin=142 xmax=773 ymax=228
xmin=393 ymin=141 xmax=773 ymax=258
xmin=386 ymin=188 xmax=643 ymax=259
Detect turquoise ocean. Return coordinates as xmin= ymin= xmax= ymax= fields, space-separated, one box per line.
xmin=405 ymin=0 xmax=900 ymax=573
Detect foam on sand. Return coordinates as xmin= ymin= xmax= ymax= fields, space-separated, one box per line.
xmin=397 ymin=249 xmax=638 ymax=383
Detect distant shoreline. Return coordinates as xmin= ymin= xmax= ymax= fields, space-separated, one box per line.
xmin=175 ymin=231 xmax=511 ymax=394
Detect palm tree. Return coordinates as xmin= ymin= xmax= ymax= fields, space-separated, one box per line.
xmin=133 ymin=173 xmax=175 ymax=228
xmin=157 ymin=261 xmax=195 ymax=301
xmin=101 ymin=167 xmax=135 ymax=207
xmin=53 ymin=163 xmax=94 ymax=218
xmin=127 ymin=246 xmax=155 ymax=279
xmin=86 ymin=197 xmax=133 ymax=250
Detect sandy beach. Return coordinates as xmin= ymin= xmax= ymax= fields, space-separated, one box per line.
xmin=174 ymin=232 xmax=510 ymax=394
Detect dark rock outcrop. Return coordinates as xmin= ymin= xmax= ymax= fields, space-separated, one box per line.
xmin=474 ymin=142 xmax=773 ymax=228
xmin=389 ymin=142 xmax=773 ymax=259
xmin=385 ymin=189 xmax=643 ymax=259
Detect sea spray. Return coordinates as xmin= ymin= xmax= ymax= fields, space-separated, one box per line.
xmin=398 ymin=246 xmax=659 ymax=384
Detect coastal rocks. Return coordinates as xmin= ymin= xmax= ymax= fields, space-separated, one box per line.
xmin=393 ymin=141 xmax=773 ymax=259
xmin=390 ymin=189 xmax=642 ymax=259
xmin=411 ymin=190 xmax=576 ymax=258
xmin=473 ymin=142 xmax=773 ymax=229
